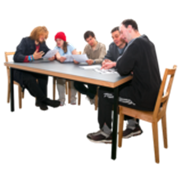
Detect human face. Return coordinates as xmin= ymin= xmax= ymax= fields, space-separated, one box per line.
xmin=112 ymin=30 xmax=125 ymax=48
xmin=56 ymin=39 xmax=64 ymax=48
xmin=119 ymin=24 xmax=132 ymax=43
xmin=38 ymin=34 xmax=46 ymax=43
xmin=86 ymin=36 xmax=96 ymax=47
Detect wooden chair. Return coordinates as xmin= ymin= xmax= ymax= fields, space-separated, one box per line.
xmin=4 ymin=51 xmax=25 ymax=110
xmin=118 ymin=65 xmax=177 ymax=163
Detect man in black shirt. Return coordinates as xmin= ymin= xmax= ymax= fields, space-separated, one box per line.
xmin=87 ymin=19 xmax=161 ymax=143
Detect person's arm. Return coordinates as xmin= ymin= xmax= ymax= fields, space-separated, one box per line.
xmin=116 ymin=43 xmax=139 ymax=76
xmin=14 ymin=38 xmax=29 ymax=62
xmin=104 ymin=44 xmax=114 ymax=61
xmin=72 ymin=49 xmax=77 ymax=55
xmin=94 ymin=44 xmax=107 ymax=64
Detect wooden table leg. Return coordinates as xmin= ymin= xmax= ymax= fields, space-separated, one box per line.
xmin=10 ymin=68 xmax=14 ymax=112
xmin=111 ymin=87 xmax=119 ymax=160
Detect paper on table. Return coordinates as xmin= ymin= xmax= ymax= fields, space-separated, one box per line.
xmin=43 ymin=50 xmax=57 ymax=59
xmin=79 ymin=65 xmax=102 ymax=69
xmin=94 ymin=68 xmax=119 ymax=75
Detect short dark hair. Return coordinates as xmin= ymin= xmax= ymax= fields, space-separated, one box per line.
xmin=84 ymin=31 xmax=95 ymax=40
xmin=111 ymin=27 xmax=119 ymax=33
xmin=122 ymin=19 xmax=138 ymax=31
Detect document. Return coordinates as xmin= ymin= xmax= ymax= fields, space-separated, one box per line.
xmin=94 ymin=68 xmax=119 ymax=75
xmin=43 ymin=50 xmax=58 ymax=59
xmin=63 ymin=54 xmax=89 ymax=63
xmin=79 ymin=65 xmax=102 ymax=69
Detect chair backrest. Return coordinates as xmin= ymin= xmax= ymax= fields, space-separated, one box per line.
xmin=4 ymin=51 xmax=15 ymax=62
xmin=5 ymin=52 xmax=15 ymax=82
xmin=153 ymin=65 xmax=177 ymax=117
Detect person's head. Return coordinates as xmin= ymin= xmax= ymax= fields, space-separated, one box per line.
xmin=111 ymin=27 xmax=126 ymax=48
xmin=84 ymin=31 xmax=96 ymax=47
xmin=119 ymin=19 xmax=139 ymax=43
xmin=30 ymin=26 xmax=49 ymax=43
xmin=55 ymin=32 xmax=68 ymax=53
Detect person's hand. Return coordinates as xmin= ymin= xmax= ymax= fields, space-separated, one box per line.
xmin=102 ymin=59 xmax=112 ymax=66
xmin=73 ymin=60 xmax=79 ymax=64
xmin=101 ymin=62 xmax=116 ymax=70
xmin=86 ymin=59 xmax=94 ymax=65
xmin=33 ymin=50 xmax=44 ymax=59
xmin=59 ymin=57 xmax=66 ymax=63
xmin=48 ymin=55 xmax=55 ymax=61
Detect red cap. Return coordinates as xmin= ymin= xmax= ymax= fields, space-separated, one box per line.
xmin=55 ymin=32 xmax=66 ymax=41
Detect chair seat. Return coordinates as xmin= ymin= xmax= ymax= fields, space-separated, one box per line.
xmin=119 ymin=106 xmax=165 ymax=123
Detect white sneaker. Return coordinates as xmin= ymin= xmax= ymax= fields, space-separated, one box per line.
xmin=60 ymin=100 xmax=65 ymax=106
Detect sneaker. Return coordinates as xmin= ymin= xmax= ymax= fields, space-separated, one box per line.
xmin=60 ymin=100 xmax=65 ymax=106
xmin=86 ymin=96 xmax=95 ymax=105
xmin=34 ymin=100 xmax=49 ymax=111
xmin=87 ymin=130 xmax=112 ymax=144
xmin=70 ymin=100 xmax=76 ymax=105
xmin=123 ymin=124 xmax=143 ymax=139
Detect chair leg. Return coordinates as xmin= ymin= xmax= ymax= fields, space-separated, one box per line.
xmin=18 ymin=85 xmax=22 ymax=109
xmin=6 ymin=68 xmax=10 ymax=104
xmin=78 ymin=92 xmax=81 ymax=105
xmin=162 ymin=113 xmax=168 ymax=148
xmin=118 ymin=112 xmax=124 ymax=148
xmin=152 ymin=122 xmax=159 ymax=163
xmin=68 ymin=81 xmax=71 ymax=103
xmin=53 ymin=77 xmax=56 ymax=100
xmin=66 ymin=81 xmax=68 ymax=95
xmin=95 ymin=93 xmax=98 ymax=110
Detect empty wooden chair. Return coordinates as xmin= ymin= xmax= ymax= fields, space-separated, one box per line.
xmin=118 ymin=65 xmax=177 ymax=163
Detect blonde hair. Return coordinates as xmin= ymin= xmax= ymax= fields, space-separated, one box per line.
xmin=30 ymin=26 xmax=49 ymax=42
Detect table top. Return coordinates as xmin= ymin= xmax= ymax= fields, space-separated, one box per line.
xmin=4 ymin=61 xmax=133 ymax=88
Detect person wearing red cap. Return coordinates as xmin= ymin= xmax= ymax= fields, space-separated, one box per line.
xmin=54 ymin=31 xmax=78 ymax=106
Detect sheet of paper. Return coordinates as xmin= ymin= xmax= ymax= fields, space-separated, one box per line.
xmin=79 ymin=65 xmax=102 ymax=69
xmin=63 ymin=55 xmax=74 ymax=62
xmin=94 ymin=68 xmax=119 ymax=75
xmin=43 ymin=50 xmax=57 ymax=59
xmin=72 ymin=54 xmax=89 ymax=62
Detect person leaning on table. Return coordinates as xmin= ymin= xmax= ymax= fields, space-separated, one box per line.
xmin=74 ymin=31 xmax=106 ymax=105
xmin=13 ymin=26 xmax=60 ymax=110
xmin=87 ymin=19 xmax=161 ymax=143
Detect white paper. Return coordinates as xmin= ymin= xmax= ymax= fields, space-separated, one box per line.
xmin=43 ymin=50 xmax=57 ymax=59
xmin=94 ymin=68 xmax=119 ymax=75
xmin=79 ymin=65 xmax=102 ymax=69
xmin=72 ymin=54 xmax=88 ymax=62
xmin=63 ymin=55 xmax=74 ymax=62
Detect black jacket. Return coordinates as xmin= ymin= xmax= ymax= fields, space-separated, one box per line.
xmin=116 ymin=35 xmax=161 ymax=111
xmin=104 ymin=42 xmax=126 ymax=62
xmin=13 ymin=37 xmax=50 ymax=86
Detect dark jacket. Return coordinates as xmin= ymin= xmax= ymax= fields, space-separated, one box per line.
xmin=116 ymin=35 xmax=161 ymax=111
xmin=13 ymin=37 xmax=50 ymax=86
xmin=104 ymin=42 xmax=126 ymax=62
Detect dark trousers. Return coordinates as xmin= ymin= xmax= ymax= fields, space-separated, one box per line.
xmin=98 ymin=83 xmax=139 ymax=129
xmin=22 ymin=71 xmax=48 ymax=102
xmin=74 ymin=81 xmax=97 ymax=99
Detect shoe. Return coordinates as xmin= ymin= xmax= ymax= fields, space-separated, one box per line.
xmin=43 ymin=98 xmax=60 ymax=108
xmin=86 ymin=96 xmax=95 ymax=105
xmin=87 ymin=130 xmax=112 ymax=144
xmin=123 ymin=124 xmax=143 ymax=139
xmin=34 ymin=100 xmax=49 ymax=111
xmin=60 ymin=100 xmax=65 ymax=106
xmin=70 ymin=99 xmax=76 ymax=105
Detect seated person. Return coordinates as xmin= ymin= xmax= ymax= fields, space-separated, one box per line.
xmin=13 ymin=26 xmax=60 ymax=110
xmin=54 ymin=31 xmax=77 ymax=106
xmin=87 ymin=19 xmax=161 ymax=143
xmin=74 ymin=31 xmax=106 ymax=104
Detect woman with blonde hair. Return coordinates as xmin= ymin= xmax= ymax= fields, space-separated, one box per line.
xmin=14 ymin=26 xmax=60 ymax=110
xmin=54 ymin=31 xmax=77 ymax=106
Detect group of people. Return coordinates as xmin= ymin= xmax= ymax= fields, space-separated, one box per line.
xmin=13 ymin=19 xmax=161 ymax=142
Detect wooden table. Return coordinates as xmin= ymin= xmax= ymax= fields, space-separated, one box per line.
xmin=4 ymin=60 xmax=132 ymax=160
